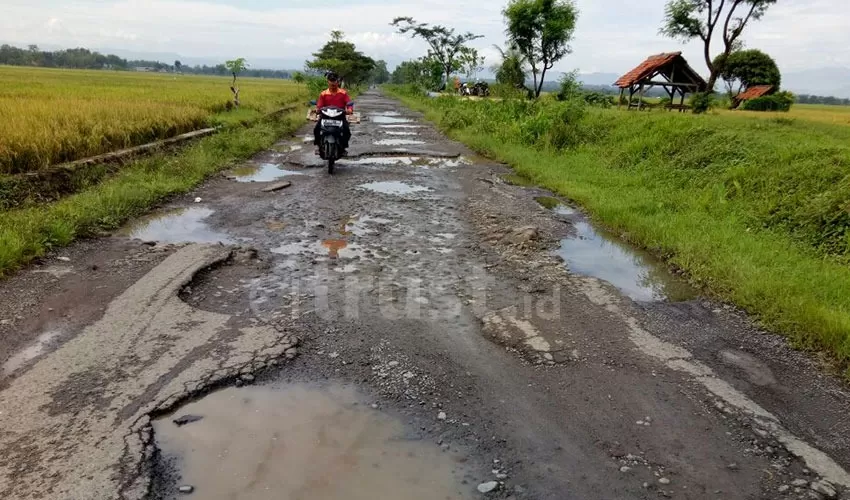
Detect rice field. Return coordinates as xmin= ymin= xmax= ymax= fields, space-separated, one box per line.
xmin=0 ymin=66 xmax=306 ymax=174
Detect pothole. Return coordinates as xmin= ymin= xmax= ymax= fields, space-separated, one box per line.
xmin=228 ymin=163 xmax=307 ymax=183
xmin=555 ymin=221 xmax=697 ymax=302
xmin=270 ymin=239 xmax=374 ymax=260
xmin=383 ymin=131 xmax=418 ymax=136
xmin=152 ymin=383 xmax=476 ymax=500
xmin=2 ymin=329 xmax=64 ymax=376
xmin=370 ymin=116 xmax=414 ymax=124
xmin=379 ymin=124 xmax=423 ymax=129
xmin=374 ymin=139 xmax=426 ymax=146
xmin=357 ymin=181 xmax=432 ymax=196
xmin=118 ymin=208 xmax=234 ymax=244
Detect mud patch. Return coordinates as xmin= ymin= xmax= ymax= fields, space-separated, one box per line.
xmin=228 ymin=163 xmax=306 ymax=183
xmin=153 ymin=383 xmax=474 ymax=500
xmin=118 ymin=208 xmax=234 ymax=244
xmin=2 ymin=329 xmax=64 ymax=376
xmin=556 ymin=221 xmax=696 ymax=302
xmin=357 ymin=181 xmax=432 ymax=196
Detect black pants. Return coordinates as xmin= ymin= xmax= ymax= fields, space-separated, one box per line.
xmin=314 ymin=120 xmax=351 ymax=149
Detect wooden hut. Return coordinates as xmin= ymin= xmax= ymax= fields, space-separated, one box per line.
xmin=614 ymin=52 xmax=707 ymax=111
xmin=732 ymin=85 xmax=774 ymax=108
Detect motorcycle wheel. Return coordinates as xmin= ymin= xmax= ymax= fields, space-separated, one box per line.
xmin=325 ymin=142 xmax=337 ymax=174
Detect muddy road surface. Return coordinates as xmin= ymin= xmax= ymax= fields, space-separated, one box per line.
xmin=1 ymin=91 xmax=850 ymax=500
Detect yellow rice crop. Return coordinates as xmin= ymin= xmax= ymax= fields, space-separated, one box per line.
xmin=0 ymin=66 xmax=305 ymax=174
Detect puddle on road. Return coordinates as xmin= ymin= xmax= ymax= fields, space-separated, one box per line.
xmin=154 ymin=384 xmax=474 ymax=500
xmin=271 ymin=239 xmax=370 ymax=260
xmin=384 ymin=131 xmax=418 ymax=136
xmin=357 ymin=181 xmax=432 ymax=196
xmin=371 ymin=116 xmax=414 ymax=124
xmin=341 ymin=215 xmax=393 ymax=236
xmin=118 ymin=208 xmax=234 ymax=244
xmin=343 ymin=157 xmax=420 ymax=166
xmin=556 ymin=221 xmax=696 ymax=302
xmin=553 ymin=205 xmax=577 ymax=216
xmin=379 ymin=124 xmax=423 ymax=129
xmin=375 ymin=139 xmax=426 ymax=146
xmin=2 ymin=330 xmax=63 ymax=376
xmin=229 ymin=163 xmax=306 ymax=182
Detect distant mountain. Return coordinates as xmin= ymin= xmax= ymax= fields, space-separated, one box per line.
xmin=576 ymin=72 xmax=620 ymax=87
xmin=782 ymin=67 xmax=850 ymax=98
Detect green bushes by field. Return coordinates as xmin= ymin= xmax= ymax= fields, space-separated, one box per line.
xmin=387 ymin=86 xmax=850 ymax=374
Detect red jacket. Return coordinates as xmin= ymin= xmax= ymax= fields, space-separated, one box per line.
xmin=317 ymin=88 xmax=353 ymax=111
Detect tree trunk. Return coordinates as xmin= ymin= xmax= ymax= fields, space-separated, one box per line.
xmin=536 ymin=67 xmax=548 ymax=98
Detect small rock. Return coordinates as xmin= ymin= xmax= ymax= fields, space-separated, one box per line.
xmin=142 ymin=241 xmax=157 ymax=247
xmin=57 ymin=256 xmax=71 ymax=262
xmin=477 ymin=481 xmax=499 ymax=494
xmin=437 ymin=411 xmax=447 ymax=421
xmin=285 ymin=347 xmax=298 ymax=359
xmin=620 ymin=466 xmax=632 ymax=473
xmin=403 ymin=371 xmax=415 ymax=379
xmin=792 ymin=479 xmax=810 ymax=487
xmin=178 ymin=485 xmax=194 ymax=494
xmin=811 ymin=481 xmax=837 ymax=499
xmin=727 ymin=463 xmax=739 ymax=471
xmin=173 ymin=415 xmax=203 ymax=427
xmin=329 ymin=352 xmax=340 ymax=359
xmin=778 ymin=485 xmax=790 ymax=493
xmin=0 ymin=319 xmax=10 ymax=326
xmin=642 ymin=482 xmax=649 ymax=489
xmin=240 ymin=374 xmax=255 ymax=383
xmin=194 ymin=197 xmax=202 ymax=203
xmin=658 ymin=478 xmax=671 ymax=485
xmin=371 ymin=403 xmax=379 ymax=409
xmin=388 ymin=361 xmax=400 ymax=367
xmin=496 ymin=473 xmax=508 ymax=480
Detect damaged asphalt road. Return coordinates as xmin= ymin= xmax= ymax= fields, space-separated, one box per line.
xmin=1 ymin=90 xmax=849 ymax=500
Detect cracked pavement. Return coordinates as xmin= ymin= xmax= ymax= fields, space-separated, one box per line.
xmin=1 ymin=90 xmax=849 ymax=499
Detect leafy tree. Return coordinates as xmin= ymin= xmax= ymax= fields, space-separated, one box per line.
xmin=713 ymin=49 xmax=780 ymax=95
xmin=369 ymin=60 xmax=391 ymax=84
xmin=457 ymin=47 xmax=485 ymax=79
xmin=503 ymin=0 xmax=579 ymax=98
xmin=660 ymin=0 xmax=778 ymax=91
xmin=225 ymin=57 xmax=248 ymax=107
xmin=174 ymin=60 xmax=182 ymax=72
xmin=390 ymin=58 xmax=443 ymax=90
xmin=556 ymin=70 xmax=582 ymax=101
xmin=493 ymin=44 xmax=528 ymax=90
xmin=306 ymin=30 xmax=375 ymax=86
xmin=392 ymin=17 xmax=482 ymax=87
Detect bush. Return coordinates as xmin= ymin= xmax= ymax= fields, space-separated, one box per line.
xmin=690 ymin=92 xmax=715 ymax=114
xmin=741 ymin=91 xmax=794 ymax=112
xmin=583 ymin=92 xmax=615 ymax=108
xmin=490 ymin=83 xmax=528 ymax=100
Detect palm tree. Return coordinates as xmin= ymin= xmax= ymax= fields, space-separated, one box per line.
xmin=492 ymin=44 xmax=528 ymax=91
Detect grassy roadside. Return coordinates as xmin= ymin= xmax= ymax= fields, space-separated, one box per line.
xmin=0 ymin=108 xmax=305 ymax=275
xmin=385 ymin=87 xmax=850 ymax=376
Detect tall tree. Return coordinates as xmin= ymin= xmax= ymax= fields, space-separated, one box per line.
xmin=457 ymin=47 xmax=485 ymax=79
xmin=306 ymin=31 xmax=376 ymax=86
xmin=174 ymin=60 xmax=182 ymax=72
xmin=660 ymin=0 xmax=778 ymax=91
xmin=369 ymin=60 xmax=391 ymax=84
xmin=503 ymin=0 xmax=579 ymax=98
xmin=492 ymin=44 xmax=528 ymax=90
xmin=713 ymin=49 xmax=780 ymax=95
xmin=224 ymin=57 xmax=248 ymax=107
xmin=391 ymin=17 xmax=482 ymax=87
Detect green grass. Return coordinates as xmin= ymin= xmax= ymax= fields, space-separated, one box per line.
xmin=386 ymin=87 xmax=850 ymax=376
xmin=0 ymin=108 xmax=305 ymax=275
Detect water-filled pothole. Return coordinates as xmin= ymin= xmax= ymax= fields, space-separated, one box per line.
xmin=118 ymin=208 xmax=234 ymax=244
xmin=556 ymin=221 xmax=696 ymax=302
xmin=357 ymin=181 xmax=432 ymax=196
xmin=229 ymin=163 xmax=306 ymax=182
xmin=153 ymin=383 xmax=475 ymax=500
xmin=371 ymin=116 xmax=414 ymax=124
xmin=379 ymin=124 xmax=422 ymax=129
xmin=384 ymin=131 xmax=418 ymax=136
xmin=375 ymin=139 xmax=426 ymax=146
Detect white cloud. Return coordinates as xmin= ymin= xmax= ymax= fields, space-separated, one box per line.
xmin=1 ymin=0 xmax=848 ymax=77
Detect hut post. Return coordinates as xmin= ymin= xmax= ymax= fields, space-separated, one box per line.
xmin=618 ymin=88 xmax=624 ymax=109
xmin=638 ymin=83 xmax=645 ymax=110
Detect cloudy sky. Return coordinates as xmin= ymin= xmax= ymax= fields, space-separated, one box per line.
xmin=2 ymin=0 xmax=848 ymax=78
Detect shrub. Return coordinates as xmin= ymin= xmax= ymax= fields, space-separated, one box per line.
xmin=741 ymin=91 xmax=794 ymax=112
xmin=690 ymin=92 xmax=715 ymax=114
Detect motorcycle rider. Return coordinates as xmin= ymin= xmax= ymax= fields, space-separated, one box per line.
xmin=314 ymin=71 xmax=353 ymax=155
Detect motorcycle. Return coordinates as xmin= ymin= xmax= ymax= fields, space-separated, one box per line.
xmin=309 ymin=101 xmax=352 ymax=174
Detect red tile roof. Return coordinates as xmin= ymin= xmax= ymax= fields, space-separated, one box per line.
xmin=737 ymin=85 xmax=774 ymax=100
xmin=615 ymin=52 xmax=682 ymax=88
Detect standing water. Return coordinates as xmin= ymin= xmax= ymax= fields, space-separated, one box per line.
xmin=154 ymin=384 xmax=475 ymax=500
